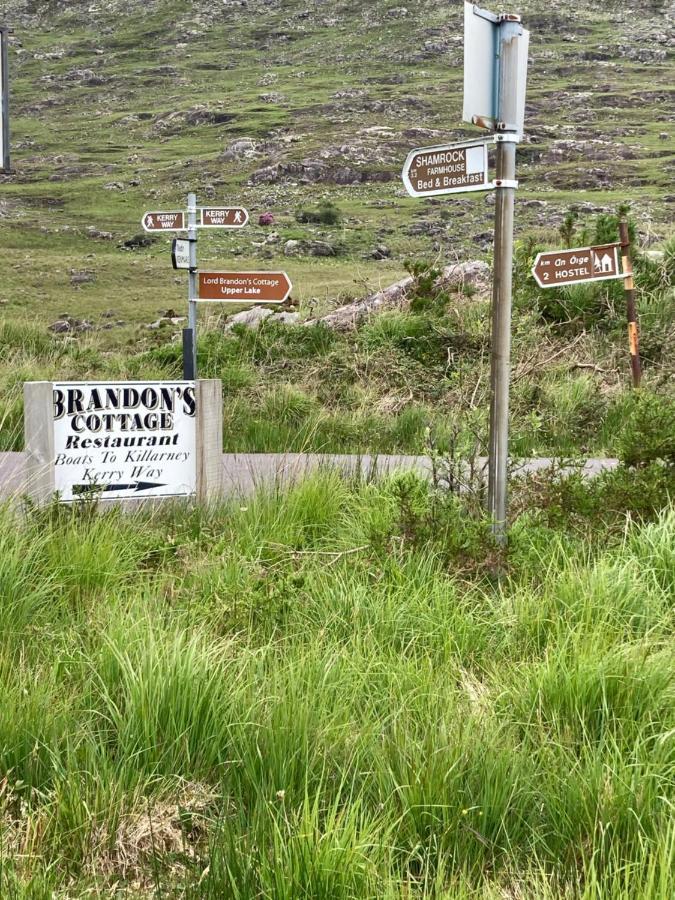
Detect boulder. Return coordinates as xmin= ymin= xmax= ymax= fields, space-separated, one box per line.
xmin=306 ymin=261 xmax=490 ymax=332
xmin=225 ymin=307 xmax=274 ymax=330
xmin=48 ymin=317 xmax=93 ymax=334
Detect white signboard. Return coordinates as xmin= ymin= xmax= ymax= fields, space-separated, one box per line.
xmin=0 ymin=27 xmax=9 ymax=173
xmin=52 ymin=381 xmax=197 ymax=501
xmin=463 ymin=3 xmax=498 ymax=129
xmin=463 ymin=2 xmax=529 ymax=135
xmin=172 ymin=238 xmax=190 ymax=270
xmin=402 ymin=140 xmax=490 ymax=197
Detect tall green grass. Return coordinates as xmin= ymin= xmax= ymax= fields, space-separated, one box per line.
xmin=0 ymin=474 xmax=673 ymax=895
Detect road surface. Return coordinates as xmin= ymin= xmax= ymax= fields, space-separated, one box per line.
xmin=0 ymin=451 xmax=620 ymax=502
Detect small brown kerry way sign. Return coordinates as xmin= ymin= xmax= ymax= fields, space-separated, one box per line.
xmin=142 ymin=211 xmax=186 ymax=231
xmin=199 ymin=207 xmax=249 ymax=228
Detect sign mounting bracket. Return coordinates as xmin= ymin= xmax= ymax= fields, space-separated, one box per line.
xmin=472 ymin=4 xmax=499 ymax=23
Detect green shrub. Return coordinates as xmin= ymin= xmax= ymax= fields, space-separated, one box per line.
xmin=296 ymin=201 xmax=341 ymax=225
xmin=611 ymin=391 xmax=675 ymax=468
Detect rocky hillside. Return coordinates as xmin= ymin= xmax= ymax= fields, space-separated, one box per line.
xmin=0 ymin=0 xmax=673 ymax=325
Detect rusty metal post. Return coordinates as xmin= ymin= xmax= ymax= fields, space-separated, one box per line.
xmin=487 ymin=16 xmax=522 ymax=543
xmin=619 ymin=220 xmax=641 ymax=388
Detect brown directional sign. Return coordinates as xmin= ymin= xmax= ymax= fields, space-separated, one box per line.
xmin=532 ymin=243 xmax=622 ymax=289
xmin=198 ymin=271 xmax=292 ymax=304
xmin=199 ymin=207 xmax=249 ymax=228
xmin=402 ymin=141 xmax=490 ymax=197
xmin=142 ymin=211 xmax=185 ymax=232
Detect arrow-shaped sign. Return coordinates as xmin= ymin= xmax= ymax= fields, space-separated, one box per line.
xmin=198 ymin=271 xmax=292 ymax=304
xmin=73 ymin=481 xmax=167 ymax=495
xmin=532 ymin=243 xmax=622 ymax=289
xmin=141 ymin=211 xmax=186 ymax=232
xmin=198 ymin=207 xmax=249 ymax=228
xmin=402 ymin=140 xmax=491 ymax=197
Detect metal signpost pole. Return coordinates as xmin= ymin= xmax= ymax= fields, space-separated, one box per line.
xmin=185 ymin=192 xmax=198 ymax=380
xmin=487 ymin=15 xmax=522 ymax=544
xmin=0 ymin=26 xmax=9 ymax=174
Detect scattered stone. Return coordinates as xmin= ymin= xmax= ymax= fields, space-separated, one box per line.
xmin=618 ymin=45 xmax=666 ymax=63
xmin=472 ymin=232 xmax=493 ymax=250
xmin=70 ymin=270 xmax=96 ymax=286
xmin=104 ymin=181 xmax=125 ymax=191
xmin=259 ymin=92 xmax=286 ymax=104
xmin=225 ymin=306 xmax=274 ymax=330
xmin=370 ymin=244 xmax=391 ymax=260
xmin=284 ymin=239 xmax=304 ymax=257
xmin=147 ymin=310 xmax=187 ymax=329
xmin=49 ymin=317 xmax=93 ymax=334
xmin=541 ymin=139 xmax=637 ymax=164
xmin=284 ymin=239 xmax=337 ymax=257
xmin=87 ymin=226 xmax=114 ymax=240
xmin=64 ymin=67 xmax=108 ymax=86
xmin=120 ymin=234 xmax=154 ymax=250
xmin=221 ymin=138 xmax=259 ymax=162
xmin=275 ymin=311 xmax=300 ymax=325
xmin=308 ymin=240 xmax=336 ymax=257
xmin=249 ymin=159 xmax=394 ymax=186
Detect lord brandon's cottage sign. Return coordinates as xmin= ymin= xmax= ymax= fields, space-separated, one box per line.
xmin=51 ymin=381 xmax=197 ymax=501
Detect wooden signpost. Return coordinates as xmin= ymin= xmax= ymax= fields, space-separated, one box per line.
xmin=531 ymin=233 xmax=641 ymax=387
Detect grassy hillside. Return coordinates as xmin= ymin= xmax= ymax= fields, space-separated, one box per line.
xmin=0 ymin=0 xmax=673 ymax=460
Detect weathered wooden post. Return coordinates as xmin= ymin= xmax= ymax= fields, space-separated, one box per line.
xmin=619 ymin=220 xmax=642 ymax=389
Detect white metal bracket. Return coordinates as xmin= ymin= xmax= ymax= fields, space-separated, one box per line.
xmin=492 ymin=178 xmax=519 ymax=189
xmin=472 ymin=4 xmax=499 ymax=23
xmin=493 ymin=133 xmax=521 ymax=144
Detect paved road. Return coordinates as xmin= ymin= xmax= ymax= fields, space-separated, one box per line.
xmin=0 ymin=451 xmax=620 ymax=501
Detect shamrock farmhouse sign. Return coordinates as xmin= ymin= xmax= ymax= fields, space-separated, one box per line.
xmin=23 ymin=379 xmax=224 ymax=504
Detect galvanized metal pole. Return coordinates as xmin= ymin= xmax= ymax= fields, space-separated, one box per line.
xmin=0 ymin=26 xmax=10 ymax=174
xmin=186 ymin=191 xmax=198 ymax=380
xmin=619 ymin=220 xmax=641 ymax=389
xmin=487 ymin=16 xmax=522 ymax=543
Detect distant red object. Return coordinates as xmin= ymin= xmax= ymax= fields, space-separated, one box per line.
xmin=259 ymin=213 xmax=275 ymax=226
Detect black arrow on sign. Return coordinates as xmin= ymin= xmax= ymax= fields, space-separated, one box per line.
xmin=73 ymin=481 xmax=167 ymax=495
